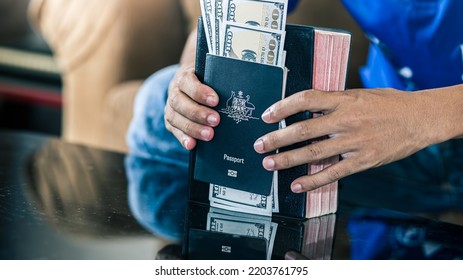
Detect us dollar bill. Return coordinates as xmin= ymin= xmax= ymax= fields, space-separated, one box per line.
xmin=209 ymin=183 xmax=273 ymax=216
xmin=211 ymin=200 xmax=270 ymax=216
xmin=200 ymin=0 xmax=288 ymax=60
xmin=221 ymin=22 xmax=286 ymax=66
xmin=200 ymin=0 xmax=215 ymax=53
xmin=214 ymin=0 xmax=227 ymax=55
xmin=215 ymin=0 xmax=287 ymax=56
xmin=226 ymin=0 xmax=287 ymax=30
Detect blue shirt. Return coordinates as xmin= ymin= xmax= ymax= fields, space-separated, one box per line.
xmin=289 ymin=0 xmax=463 ymax=90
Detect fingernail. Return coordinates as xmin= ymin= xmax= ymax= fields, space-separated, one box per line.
xmin=262 ymin=105 xmax=274 ymax=122
xmin=207 ymin=114 xmax=218 ymax=126
xmin=263 ymin=157 xmax=275 ymax=170
xmin=206 ymin=95 xmax=218 ymax=107
xmin=254 ymin=139 xmax=264 ymax=153
xmin=183 ymin=138 xmax=190 ymax=149
xmin=291 ymin=183 xmax=302 ymax=193
xmin=200 ymin=128 xmax=211 ymax=140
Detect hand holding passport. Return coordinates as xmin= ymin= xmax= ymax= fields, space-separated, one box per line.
xmin=191 ymin=0 xmax=351 ymax=219
xmin=195 ymin=0 xmax=290 ymax=217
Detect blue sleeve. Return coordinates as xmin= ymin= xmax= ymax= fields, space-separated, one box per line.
xmin=340 ymin=0 xmax=463 ymax=90
xmin=126 ymin=65 xmax=189 ymax=166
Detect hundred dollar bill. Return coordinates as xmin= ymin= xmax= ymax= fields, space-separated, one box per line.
xmin=200 ymin=0 xmax=215 ymax=53
xmin=221 ymin=22 xmax=286 ymax=66
xmin=214 ymin=0 xmax=227 ymax=55
xmin=226 ymin=0 xmax=288 ymax=30
xmin=209 ymin=184 xmax=273 ymax=216
xmin=211 ymin=199 xmax=270 ymax=216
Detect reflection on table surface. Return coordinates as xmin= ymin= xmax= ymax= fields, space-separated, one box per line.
xmin=0 ymin=131 xmax=166 ymax=259
xmin=2 ymin=131 xmax=463 ymax=260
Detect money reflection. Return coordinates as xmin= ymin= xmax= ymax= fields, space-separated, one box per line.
xmin=206 ymin=207 xmax=278 ymax=260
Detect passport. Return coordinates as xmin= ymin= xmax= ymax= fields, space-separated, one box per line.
xmin=189 ymin=17 xmax=351 ymax=219
xmin=193 ymin=54 xmax=284 ymax=196
xmin=187 ymin=228 xmax=267 ymax=260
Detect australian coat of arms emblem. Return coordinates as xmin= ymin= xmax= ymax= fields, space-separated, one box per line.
xmin=219 ymin=91 xmax=259 ymax=124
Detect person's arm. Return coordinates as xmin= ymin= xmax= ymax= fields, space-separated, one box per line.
xmin=164 ymin=28 xmax=221 ymax=150
xmin=253 ymin=84 xmax=463 ymax=193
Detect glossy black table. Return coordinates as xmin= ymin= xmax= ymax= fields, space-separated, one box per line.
xmin=2 ymin=130 xmax=463 ymax=260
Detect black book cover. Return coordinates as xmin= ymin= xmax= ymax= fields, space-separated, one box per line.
xmin=193 ymin=54 xmax=283 ymax=196
xmin=276 ymin=24 xmax=315 ymax=218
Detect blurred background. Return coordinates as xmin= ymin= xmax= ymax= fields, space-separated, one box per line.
xmin=0 ymin=0 xmax=367 ymax=153
xmin=0 ymin=0 xmax=61 ymax=136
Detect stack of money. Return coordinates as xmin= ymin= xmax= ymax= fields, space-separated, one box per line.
xmin=200 ymin=0 xmax=288 ymax=67
xmin=306 ymin=29 xmax=351 ymax=218
xmin=200 ymin=0 xmax=290 ymax=217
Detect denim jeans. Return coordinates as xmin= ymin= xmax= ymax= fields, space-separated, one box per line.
xmin=127 ymin=65 xmax=188 ymax=168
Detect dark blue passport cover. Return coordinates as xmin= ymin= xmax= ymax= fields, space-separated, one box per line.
xmin=193 ymin=54 xmax=283 ymax=196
